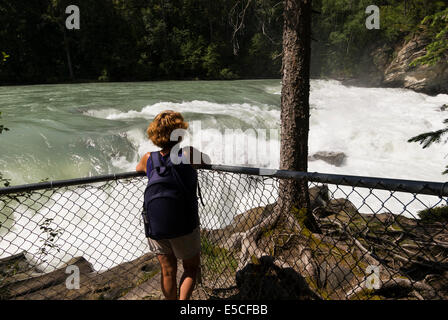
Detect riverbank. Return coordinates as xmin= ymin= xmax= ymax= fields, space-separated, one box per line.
xmin=338 ymin=35 xmax=448 ymax=96
xmin=2 ymin=185 xmax=447 ymax=300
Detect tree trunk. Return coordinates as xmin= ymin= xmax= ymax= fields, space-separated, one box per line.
xmin=236 ymin=0 xmax=319 ymax=285
xmin=277 ymin=0 xmax=318 ymax=232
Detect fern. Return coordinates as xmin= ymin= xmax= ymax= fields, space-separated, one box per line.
xmin=408 ymin=119 xmax=448 ymax=174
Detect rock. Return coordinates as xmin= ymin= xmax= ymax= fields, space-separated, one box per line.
xmin=346 ymin=44 xmax=394 ymax=88
xmin=204 ymin=185 xmax=330 ymax=250
xmin=371 ymin=45 xmax=393 ymax=76
xmin=221 ymin=232 xmax=244 ymax=251
xmin=326 ymin=198 xmax=358 ymax=216
xmin=341 ymin=36 xmax=447 ymax=95
xmin=1 ymin=253 xmax=160 ymax=300
xmin=204 ymin=186 xmax=329 ymax=250
xmin=70 ymin=253 xmax=159 ymax=300
xmin=0 ymin=252 xmax=32 ymax=278
xmin=1 ymin=256 xmax=94 ymax=299
xmin=235 ymin=256 xmax=319 ymax=300
xmin=214 ymin=192 xmax=448 ymax=300
xmin=309 ymin=152 xmax=347 ymax=167
xmin=202 ymin=204 xmax=275 ymax=248
xmin=440 ymin=104 xmax=448 ymax=112
xmin=383 ymin=36 xmax=448 ymax=95
xmin=309 ymin=185 xmax=330 ymax=209
xmin=318 ymin=261 xmax=354 ymax=291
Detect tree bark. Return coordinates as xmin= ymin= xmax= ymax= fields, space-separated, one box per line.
xmin=277 ymin=0 xmax=318 ymax=232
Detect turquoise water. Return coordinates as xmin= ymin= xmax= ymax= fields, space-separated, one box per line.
xmin=1 ymin=79 xmax=447 ymax=271
xmin=0 ymin=80 xmax=281 ymax=185
xmin=1 ymin=79 xmax=447 ymax=186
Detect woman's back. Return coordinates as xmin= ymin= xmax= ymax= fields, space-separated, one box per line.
xmin=143 ymin=150 xmax=199 ymax=240
xmin=135 ymin=110 xmax=205 ymax=300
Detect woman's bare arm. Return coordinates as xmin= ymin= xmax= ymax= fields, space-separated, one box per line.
xmin=136 ymin=152 xmax=151 ymax=173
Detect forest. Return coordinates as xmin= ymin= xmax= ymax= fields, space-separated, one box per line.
xmin=0 ymin=0 xmax=447 ymax=84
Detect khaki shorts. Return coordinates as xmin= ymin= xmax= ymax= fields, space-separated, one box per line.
xmin=147 ymin=227 xmax=201 ymax=260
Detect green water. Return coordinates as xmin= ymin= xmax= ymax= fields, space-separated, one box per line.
xmin=2 ymin=79 xmax=448 ymax=273
xmin=2 ymin=78 xmax=447 ymax=186
xmin=0 ymin=80 xmax=281 ymax=185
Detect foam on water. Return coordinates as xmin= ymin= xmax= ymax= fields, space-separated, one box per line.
xmin=85 ymin=100 xmax=279 ymax=128
xmin=82 ymin=84 xmax=448 ymax=222
xmin=82 ymin=81 xmax=448 ymax=217
xmin=1 ymin=79 xmax=447 ymax=271
xmin=0 ymin=183 xmax=149 ymax=272
xmin=82 ymin=81 xmax=447 ymax=183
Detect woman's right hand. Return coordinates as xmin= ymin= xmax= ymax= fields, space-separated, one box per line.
xmin=183 ymin=146 xmax=211 ymax=168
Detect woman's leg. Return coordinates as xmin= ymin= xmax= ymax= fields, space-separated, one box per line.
xmin=157 ymin=253 xmax=178 ymax=300
xmin=179 ymin=253 xmax=200 ymax=300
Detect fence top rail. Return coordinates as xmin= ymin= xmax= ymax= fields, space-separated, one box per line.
xmin=0 ymin=164 xmax=447 ymax=197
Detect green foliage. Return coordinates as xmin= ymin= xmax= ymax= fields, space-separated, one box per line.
xmin=98 ymin=69 xmax=109 ymax=82
xmin=1 ymin=49 xmax=10 ymax=75
xmin=202 ymin=43 xmax=222 ymax=78
xmin=406 ymin=3 xmax=448 ymax=175
xmin=1 ymin=52 xmax=9 ymax=63
xmin=312 ymin=0 xmax=447 ymax=78
xmin=0 ymin=0 xmax=282 ymax=83
xmin=410 ymin=7 xmax=448 ymax=66
xmin=38 ymin=218 xmax=63 ymax=259
xmin=220 ymin=68 xmax=239 ymax=80
xmin=312 ymin=0 xmax=378 ymax=77
xmin=408 ymin=119 xmax=448 ymax=148
xmin=0 ymin=0 xmax=285 ymax=83
xmin=408 ymin=119 xmax=448 ymax=174
xmin=0 ymin=0 xmax=446 ymax=83
xmin=418 ymin=205 xmax=448 ymax=223
xmin=201 ymin=236 xmax=238 ymax=274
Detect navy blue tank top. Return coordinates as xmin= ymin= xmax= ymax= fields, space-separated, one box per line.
xmin=144 ymin=150 xmax=199 ymax=238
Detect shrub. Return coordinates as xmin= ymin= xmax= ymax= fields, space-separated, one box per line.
xmin=418 ymin=205 xmax=448 ymax=223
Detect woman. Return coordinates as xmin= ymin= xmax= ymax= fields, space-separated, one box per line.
xmin=136 ymin=110 xmax=208 ymax=300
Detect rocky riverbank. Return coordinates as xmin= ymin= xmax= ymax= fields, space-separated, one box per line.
xmin=0 ymin=251 xmax=163 ymax=300
xmin=202 ymin=185 xmax=448 ymax=300
xmin=341 ymin=35 xmax=448 ymax=96
xmin=2 ymin=185 xmax=447 ymax=300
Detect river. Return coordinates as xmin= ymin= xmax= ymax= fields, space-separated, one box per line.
xmin=0 ymin=79 xmax=447 ymax=271
xmin=1 ymin=79 xmax=447 ymax=184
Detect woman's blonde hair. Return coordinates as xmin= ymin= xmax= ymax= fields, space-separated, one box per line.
xmin=147 ymin=110 xmax=189 ymax=150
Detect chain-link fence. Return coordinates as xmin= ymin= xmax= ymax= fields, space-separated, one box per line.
xmin=1 ymin=166 xmax=447 ymax=300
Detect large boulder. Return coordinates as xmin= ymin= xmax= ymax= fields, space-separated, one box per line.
xmin=0 ymin=256 xmax=94 ymax=299
xmin=0 ymin=252 xmax=32 ymax=280
xmin=0 ymin=252 xmax=161 ymax=300
xmin=309 ymin=151 xmax=347 ymax=167
xmin=382 ymin=36 xmax=448 ymax=95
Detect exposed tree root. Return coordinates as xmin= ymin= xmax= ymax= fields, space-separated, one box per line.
xmin=231 ymin=194 xmax=448 ymax=300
